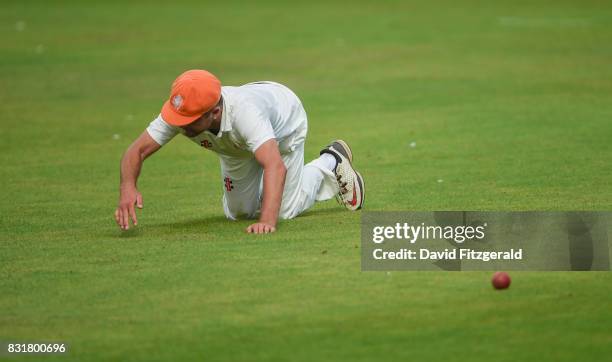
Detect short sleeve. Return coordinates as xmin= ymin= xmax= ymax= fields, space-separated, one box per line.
xmin=146 ymin=114 xmax=179 ymax=146
xmin=232 ymin=103 xmax=276 ymax=153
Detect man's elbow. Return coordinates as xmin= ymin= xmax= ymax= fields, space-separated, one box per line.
xmin=138 ymin=148 xmax=149 ymax=162
xmin=269 ymin=160 xmax=287 ymax=177
xmin=137 ymin=144 xmax=158 ymax=162
xmin=277 ymin=161 xmax=287 ymax=176
xmin=124 ymin=145 xmax=146 ymax=163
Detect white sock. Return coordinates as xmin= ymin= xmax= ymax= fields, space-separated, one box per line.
xmin=317 ymin=153 xmax=337 ymax=171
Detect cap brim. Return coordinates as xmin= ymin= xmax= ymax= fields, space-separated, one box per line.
xmin=161 ymin=100 xmax=202 ymax=126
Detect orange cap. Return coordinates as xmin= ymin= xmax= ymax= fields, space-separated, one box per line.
xmin=161 ymin=70 xmax=222 ymax=126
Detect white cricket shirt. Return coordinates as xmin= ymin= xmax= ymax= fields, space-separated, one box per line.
xmin=146 ymin=81 xmax=308 ymax=158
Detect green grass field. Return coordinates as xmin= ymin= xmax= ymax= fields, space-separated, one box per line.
xmin=1 ymin=0 xmax=611 ymax=361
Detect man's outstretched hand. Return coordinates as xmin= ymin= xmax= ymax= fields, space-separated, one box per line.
xmin=115 ymin=187 xmax=143 ymax=230
xmin=246 ymin=222 xmax=276 ymax=234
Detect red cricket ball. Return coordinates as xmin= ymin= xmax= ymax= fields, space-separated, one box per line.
xmin=492 ymin=272 xmax=511 ymax=290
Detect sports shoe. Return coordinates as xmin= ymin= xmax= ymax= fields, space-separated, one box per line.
xmin=320 ymin=140 xmax=365 ymax=210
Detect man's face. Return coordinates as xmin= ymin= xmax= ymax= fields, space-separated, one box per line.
xmin=180 ymin=111 xmax=214 ymax=137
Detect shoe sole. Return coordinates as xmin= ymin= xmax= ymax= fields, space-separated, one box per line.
xmin=338 ymin=140 xmax=363 ymax=209
xmin=342 ymin=168 xmax=365 ymax=211
xmin=355 ymin=170 xmax=365 ymax=210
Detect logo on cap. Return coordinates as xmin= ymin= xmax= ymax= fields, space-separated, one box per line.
xmin=172 ymin=95 xmax=183 ymax=111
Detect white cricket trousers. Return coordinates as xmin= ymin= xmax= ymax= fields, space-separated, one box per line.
xmin=220 ymin=143 xmax=338 ymax=220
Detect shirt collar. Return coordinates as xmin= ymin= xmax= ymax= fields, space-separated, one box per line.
xmin=216 ymin=88 xmax=232 ymax=138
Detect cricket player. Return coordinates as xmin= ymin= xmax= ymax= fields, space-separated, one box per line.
xmin=115 ymin=69 xmax=365 ymax=234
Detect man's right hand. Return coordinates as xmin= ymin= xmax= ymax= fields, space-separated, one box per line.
xmin=115 ymin=131 xmax=161 ymax=231
xmin=115 ymin=187 xmax=143 ymax=230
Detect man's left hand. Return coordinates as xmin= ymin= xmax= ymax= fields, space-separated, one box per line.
xmin=246 ymin=222 xmax=276 ymax=234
